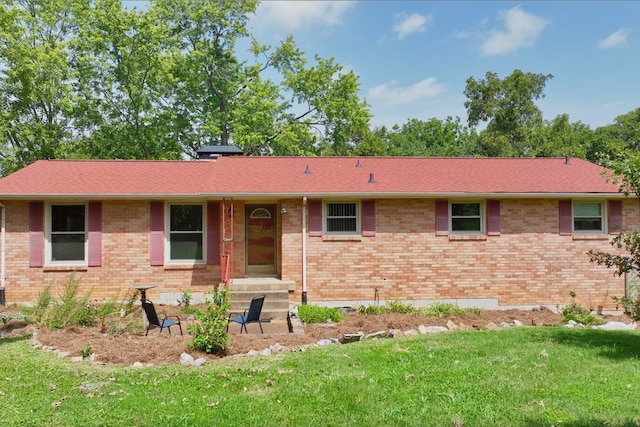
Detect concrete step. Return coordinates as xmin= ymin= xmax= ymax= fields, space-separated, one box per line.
xmin=229 ymin=278 xmax=296 ymax=292
xmin=227 ymin=289 xmax=289 ymax=321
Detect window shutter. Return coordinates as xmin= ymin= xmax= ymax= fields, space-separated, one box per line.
xmin=608 ymin=200 xmax=622 ymax=235
xmin=558 ymin=200 xmax=572 ymax=235
xmin=361 ymin=200 xmax=376 ymax=237
xmin=486 ymin=200 xmax=501 ymax=236
xmin=308 ymin=200 xmax=322 ymax=237
xmin=149 ymin=202 xmax=164 ymax=266
xmin=207 ymin=201 xmax=221 ymax=265
xmin=88 ymin=202 xmax=102 ymax=267
xmin=29 ymin=201 xmax=44 ymax=268
xmin=435 ymin=200 xmax=449 ymax=236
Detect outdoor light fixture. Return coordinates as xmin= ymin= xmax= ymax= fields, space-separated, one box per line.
xmin=281 ymin=205 xmax=288 ymax=214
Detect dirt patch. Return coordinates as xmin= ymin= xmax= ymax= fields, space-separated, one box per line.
xmin=0 ymin=304 xmax=628 ymax=366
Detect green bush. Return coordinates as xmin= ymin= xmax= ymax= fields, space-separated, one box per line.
xmin=188 ymin=289 xmax=230 ymax=355
xmin=421 ymin=302 xmax=465 ymax=317
xmin=562 ymin=303 xmax=605 ymax=326
xmin=34 ymin=274 xmax=96 ymax=329
xmin=387 ymin=300 xmax=417 ymax=314
xmin=612 ymin=287 xmax=640 ymax=321
xmin=0 ymin=312 xmax=26 ymax=324
xmin=298 ymin=304 xmax=345 ymax=323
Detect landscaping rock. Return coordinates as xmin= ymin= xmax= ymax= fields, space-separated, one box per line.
xmin=446 ymin=320 xmax=459 ymax=331
xmin=365 ymin=330 xmax=388 ymax=340
xmin=194 ymin=358 xmax=206 ymax=367
xmin=421 ymin=326 xmax=449 ymax=334
xmin=513 ymin=320 xmax=524 ymax=327
xmin=179 ymin=352 xmax=195 ymax=365
xmin=593 ymin=321 xmax=637 ymax=330
xmin=340 ymin=332 xmax=364 ymax=344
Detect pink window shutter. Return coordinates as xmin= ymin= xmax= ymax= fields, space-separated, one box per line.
xmin=207 ymin=201 xmax=221 ymax=265
xmin=486 ymin=200 xmax=501 ymax=236
xmin=435 ymin=200 xmax=449 ymax=236
xmin=361 ymin=200 xmax=376 ymax=237
xmin=149 ymin=202 xmax=164 ymax=266
xmin=29 ymin=202 xmax=44 ymax=268
xmin=88 ymin=202 xmax=102 ymax=267
xmin=558 ymin=200 xmax=573 ymax=236
xmin=608 ymin=200 xmax=622 ymax=235
xmin=308 ymin=200 xmax=323 ymax=237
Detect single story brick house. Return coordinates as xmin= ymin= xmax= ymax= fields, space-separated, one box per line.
xmin=0 ymin=153 xmax=634 ymax=312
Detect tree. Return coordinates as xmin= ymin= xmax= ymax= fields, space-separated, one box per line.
xmin=153 ymin=1 xmax=370 ymax=157
xmin=588 ymin=108 xmax=640 ymax=164
xmin=528 ymin=114 xmax=591 ymax=159
xmin=71 ymin=0 xmax=181 ymax=159
xmin=464 ymin=69 xmax=553 ymax=156
xmin=354 ymin=117 xmax=472 ymax=157
xmin=0 ymin=0 xmax=371 ymax=170
xmin=0 ymin=0 xmax=82 ymax=174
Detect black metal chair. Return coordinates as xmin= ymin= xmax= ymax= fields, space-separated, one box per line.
xmin=227 ymin=295 xmax=267 ymax=334
xmin=141 ymin=299 xmax=183 ymax=336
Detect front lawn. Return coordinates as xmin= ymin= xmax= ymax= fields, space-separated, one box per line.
xmin=1 ymin=327 xmax=639 ymax=426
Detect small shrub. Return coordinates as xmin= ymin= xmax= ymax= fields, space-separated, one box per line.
xmin=298 ymin=304 xmax=345 ymax=323
xmin=421 ymin=302 xmax=465 ymax=318
xmin=79 ymin=343 xmax=92 ymax=359
xmin=0 ymin=312 xmax=26 ymax=324
xmin=32 ymin=283 xmax=53 ymax=324
xmin=188 ymin=289 xmax=230 ymax=355
xmin=612 ymin=285 xmax=640 ymax=320
xmin=387 ymin=300 xmax=417 ymax=314
xmin=562 ymin=303 xmax=604 ymax=326
xmin=35 ymin=274 xmax=96 ymax=329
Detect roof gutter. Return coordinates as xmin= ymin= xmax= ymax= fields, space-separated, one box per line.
xmin=0 ymin=191 xmax=626 ymax=201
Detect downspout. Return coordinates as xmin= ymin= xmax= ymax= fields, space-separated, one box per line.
xmin=301 ymin=196 xmax=308 ymax=304
xmin=0 ymin=203 xmax=5 ymax=305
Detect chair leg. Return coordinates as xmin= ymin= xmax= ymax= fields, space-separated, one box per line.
xmin=259 ymin=321 xmax=264 ymax=334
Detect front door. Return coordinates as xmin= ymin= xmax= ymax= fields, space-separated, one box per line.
xmin=245 ymin=204 xmax=277 ymax=276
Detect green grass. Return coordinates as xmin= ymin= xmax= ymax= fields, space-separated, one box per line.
xmin=2 ymin=328 xmax=640 ymax=426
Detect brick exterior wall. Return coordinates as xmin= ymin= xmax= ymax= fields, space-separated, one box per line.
xmin=281 ymin=198 xmax=637 ymax=311
xmin=2 ymin=197 xmax=637 ymax=311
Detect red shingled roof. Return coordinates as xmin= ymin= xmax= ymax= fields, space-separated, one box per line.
xmin=0 ymin=157 xmax=621 ymax=199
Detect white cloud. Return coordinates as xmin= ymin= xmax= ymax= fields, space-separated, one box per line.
xmin=481 ymin=6 xmax=548 ymax=56
xmin=252 ymin=1 xmax=355 ymax=32
xmin=599 ymin=28 xmax=630 ymax=49
xmin=366 ymin=78 xmax=444 ymax=107
xmin=393 ymin=13 xmax=433 ymax=40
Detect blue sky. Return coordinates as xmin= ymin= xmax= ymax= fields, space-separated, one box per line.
xmin=248 ymin=1 xmax=640 ymax=130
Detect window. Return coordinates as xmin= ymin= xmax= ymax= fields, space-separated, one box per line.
xmin=49 ymin=204 xmax=86 ymax=263
xmin=451 ymin=202 xmax=483 ymax=233
xmin=169 ymin=204 xmax=204 ymax=261
xmin=325 ymin=202 xmax=359 ymax=234
xmin=573 ymin=202 xmax=604 ymax=232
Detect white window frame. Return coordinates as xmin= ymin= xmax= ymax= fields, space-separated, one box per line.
xmin=45 ymin=202 xmax=88 ymax=266
xmin=165 ymin=202 xmax=206 ymax=264
xmin=573 ymin=201 xmax=606 ymax=234
xmin=323 ymin=201 xmax=360 ymax=235
xmin=450 ymin=201 xmax=485 ymax=235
